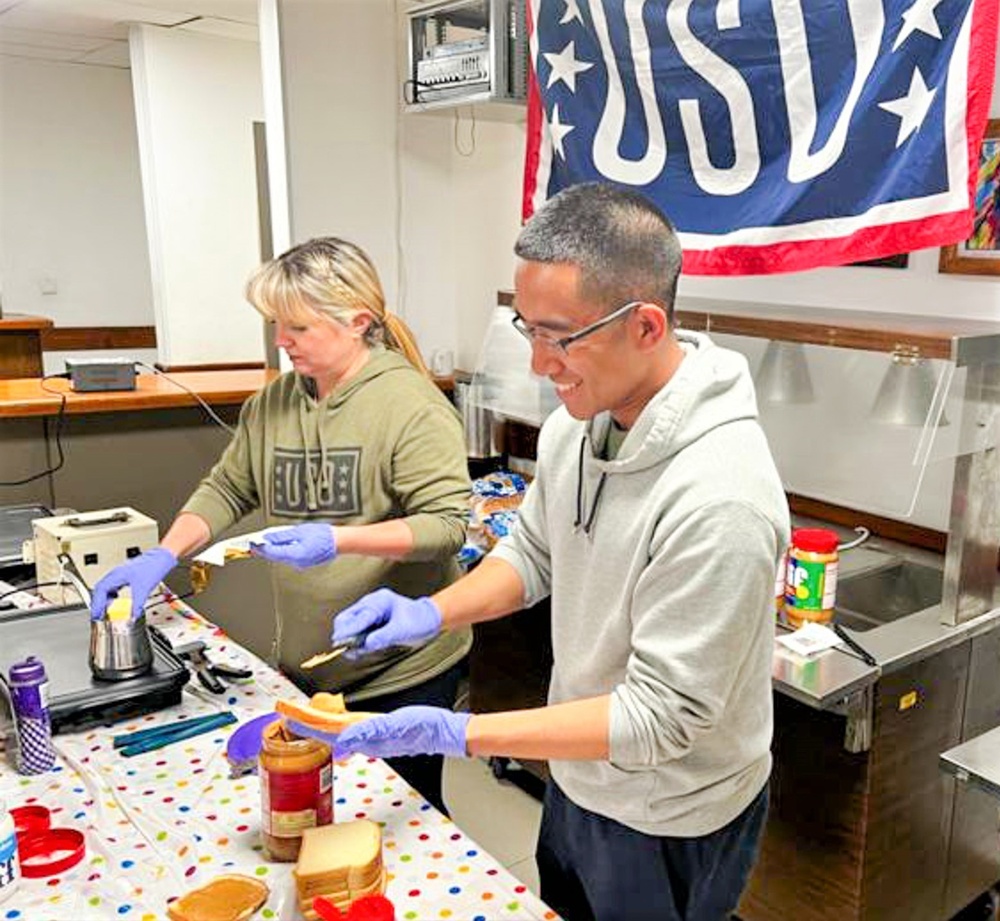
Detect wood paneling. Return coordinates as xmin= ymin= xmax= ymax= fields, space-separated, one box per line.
xmin=0 ymin=315 xmax=52 ymax=379
xmin=740 ymin=695 xmax=870 ymax=921
xmin=42 ymin=326 xmax=156 ymax=351
xmin=497 ymin=290 xmax=1000 ymax=359
xmin=0 ymin=370 xmax=277 ymax=418
xmin=739 ymin=641 xmax=980 ymax=921
xmin=155 ymin=360 xmax=265 ymax=372
xmin=788 ymin=493 xmax=947 ymax=554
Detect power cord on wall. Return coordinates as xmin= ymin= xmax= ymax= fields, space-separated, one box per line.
xmin=0 ymin=373 xmax=69 ymax=487
xmin=0 ymin=362 xmax=236 ymax=490
xmin=134 ymin=361 xmax=236 ymax=435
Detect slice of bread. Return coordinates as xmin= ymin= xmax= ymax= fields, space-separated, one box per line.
xmin=275 ymin=696 xmax=375 ymax=734
xmin=294 ymin=819 xmax=382 ymax=883
xmin=166 ymin=874 xmax=269 ymax=921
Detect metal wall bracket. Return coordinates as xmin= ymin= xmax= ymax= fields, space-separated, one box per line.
xmin=833 ymin=685 xmax=874 ymax=753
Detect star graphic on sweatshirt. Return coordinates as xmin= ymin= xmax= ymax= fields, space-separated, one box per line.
xmin=893 ymin=0 xmax=944 ymax=50
xmin=544 ymin=41 xmax=593 ymax=92
xmin=547 ymin=104 xmax=574 ymax=159
xmin=879 ymin=67 xmax=936 ymax=147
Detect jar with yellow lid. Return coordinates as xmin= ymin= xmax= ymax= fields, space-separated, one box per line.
xmin=259 ymin=720 xmax=333 ymax=862
xmin=784 ymin=528 xmax=839 ymax=628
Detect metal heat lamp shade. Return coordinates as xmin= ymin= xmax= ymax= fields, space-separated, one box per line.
xmin=870 ymin=352 xmax=948 ymax=427
xmin=754 ymin=341 xmax=815 ymax=404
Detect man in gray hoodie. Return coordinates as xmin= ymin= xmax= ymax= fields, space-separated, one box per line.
xmin=289 ymin=183 xmax=791 ymax=921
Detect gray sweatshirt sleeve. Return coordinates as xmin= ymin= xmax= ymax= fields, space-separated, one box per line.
xmin=609 ymin=499 xmax=779 ymax=766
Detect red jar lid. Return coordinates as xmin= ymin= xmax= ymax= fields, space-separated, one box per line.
xmin=792 ymin=528 xmax=839 ymax=554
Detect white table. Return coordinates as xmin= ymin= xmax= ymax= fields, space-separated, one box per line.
xmin=0 ymin=596 xmax=558 ymax=921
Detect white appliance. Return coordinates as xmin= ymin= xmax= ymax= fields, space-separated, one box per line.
xmin=27 ymin=508 xmax=159 ymax=606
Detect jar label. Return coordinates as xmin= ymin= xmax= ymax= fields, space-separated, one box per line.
xmin=260 ymin=763 xmax=333 ymax=838
xmin=786 ymin=558 xmax=838 ymax=613
xmin=0 ymin=829 xmax=19 ymax=900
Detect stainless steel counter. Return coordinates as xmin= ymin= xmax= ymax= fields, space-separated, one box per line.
xmin=772 ymin=636 xmax=878 ymax=710
xmin=941 ymin=725 xmax=1000 ymax=801
xmin=771 ymin=515 xmax=1000 ymax=713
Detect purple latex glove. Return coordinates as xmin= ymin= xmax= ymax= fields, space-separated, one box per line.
xmin=251 ymin=523 xmax=336 ymax=569
xmin=90 ymin=547 xmax=177 ymax=621
xmin=332 ymin=589 xmax=442 ymax=658
xmin=287 ymin=706 xmax=472 ymax=760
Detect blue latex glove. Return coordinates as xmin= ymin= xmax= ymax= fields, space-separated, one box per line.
xmin=251 ymin=523 xmax=336 ymax=569
xmin=90 ymin=547 xmax=177 ymax=621
xmin=332 ymin=589 xmax=442 ymax=658
xmin=287 ymin=706 xmax=472 ymax=760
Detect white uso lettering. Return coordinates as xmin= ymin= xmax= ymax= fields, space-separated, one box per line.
xmin=774 ymin=0 xmax=883 ymax=183
xmin=590 ymin=0 xmax=667 ymax=185
xmin=667 ymin=0 xmax=760 ymax=195
xmin=584 ymin=0 xmax=881 ymax=191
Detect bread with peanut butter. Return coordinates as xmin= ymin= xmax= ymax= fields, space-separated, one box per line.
xmin=276 ymin=692 xmax=375 ymax=735
xmin=166 ymin=873 xmax=268 ymax=921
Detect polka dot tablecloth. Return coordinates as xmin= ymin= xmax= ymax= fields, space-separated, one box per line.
xmin=0 ymin=598 xmax=560 ymax=921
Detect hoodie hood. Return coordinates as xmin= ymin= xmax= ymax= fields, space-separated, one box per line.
xmin=586 ymin=330 xmax=759 ymax=474
xmin=573 ymin=330 xmax=760 ymax=533
xmin=293 ymin=346 xmax=415 ymax=510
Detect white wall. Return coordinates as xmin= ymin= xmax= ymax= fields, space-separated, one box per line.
xmin=399 ymin=107 xmax=525 ymax=370
xmin=130 ymin=25 xmax=265 ymax=367
xmin=263 ymin=0 xmax=525 ymax=373
xmin=270 ymin=0 xmax=399 ymax=307
xmin=0 ymin=56 xmax=153 ymax=327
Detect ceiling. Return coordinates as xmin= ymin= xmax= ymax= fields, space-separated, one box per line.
xmin=0 ymin=0 xmax=258 ymax=68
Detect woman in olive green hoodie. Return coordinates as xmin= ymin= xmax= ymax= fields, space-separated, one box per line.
xmin=92 ymin=237 xmax=472 ymax=813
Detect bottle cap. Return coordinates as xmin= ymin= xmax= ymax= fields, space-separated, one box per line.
xmin=792 ymin=528 xmax=839 ymax=554
xmin=16 ymin=828 xmax=85 ymax=877
xmin=8 ymin=657 xmax=46 ymax=687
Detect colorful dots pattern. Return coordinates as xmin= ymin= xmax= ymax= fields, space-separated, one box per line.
xmin=0 ymin=598 xmax=555 ymax=921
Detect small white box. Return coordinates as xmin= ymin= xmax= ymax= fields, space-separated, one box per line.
xmin=30 ymin=508 xmax=159 ymax=605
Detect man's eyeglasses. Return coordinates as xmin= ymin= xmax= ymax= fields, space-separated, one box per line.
xmin=510 ymin=300 xmax=642 ymax=355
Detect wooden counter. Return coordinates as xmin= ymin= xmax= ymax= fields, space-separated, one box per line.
xmin=0 ymin=314 xmax=53 ymax=379
xmin=0 ymin=369 xmax=278 ymax=418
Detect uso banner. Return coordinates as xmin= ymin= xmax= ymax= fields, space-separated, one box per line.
xmin=523 ymin=0 xmax=999 ymax=274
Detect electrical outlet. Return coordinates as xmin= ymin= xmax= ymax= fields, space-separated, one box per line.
xmin=39 ymin=276 xmax=58 ymax=295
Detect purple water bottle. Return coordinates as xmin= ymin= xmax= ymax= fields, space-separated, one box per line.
xmin=8 ymin=657 xmax=55 ymax=774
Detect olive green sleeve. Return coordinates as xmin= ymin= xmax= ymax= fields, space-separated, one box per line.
xmin=180 ymin=396 xmax=261 ymax=539
xmin=391 ymin=401 xmax=471 ymax=561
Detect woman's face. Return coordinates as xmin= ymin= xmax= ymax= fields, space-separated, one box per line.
xmin=273 ymin=309 xmax=370 ymax=394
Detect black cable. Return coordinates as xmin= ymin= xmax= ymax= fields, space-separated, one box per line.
xmin=0 ymin=581 xmax=63 ymax=603
xmin=0 ymin=374 xmax=69 ymax=486
xmin=134 ymin=362 xmax=235 ymax=435
xmin=833 ymin=623 xmax=879 ymax=667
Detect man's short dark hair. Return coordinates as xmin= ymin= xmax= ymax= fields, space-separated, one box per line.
xmin=514 ymin=182 xmax=682 ymax=322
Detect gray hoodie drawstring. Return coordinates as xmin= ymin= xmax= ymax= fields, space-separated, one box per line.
xmin=574 ymin=435 xmax=607 ymax=536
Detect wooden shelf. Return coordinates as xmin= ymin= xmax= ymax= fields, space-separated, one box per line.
xmin=0 ymin=369 xmax=278 ymax=418
xmin=0 ymin=314 xmax=53 ymax=379
xmin=497 ymin=291 xmax=1000 ymax=364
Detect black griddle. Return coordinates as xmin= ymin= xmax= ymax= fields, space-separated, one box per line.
xmin=0 ymin=504 xmax=49 ymax=570
xmin=0 ymin=604 xmax=189 ymax=733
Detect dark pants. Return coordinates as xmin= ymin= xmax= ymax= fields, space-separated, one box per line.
xmin=360 ymin=659 xmax=466 ymax=816
xmin=536 ymin=781 xmax=768 ymax=921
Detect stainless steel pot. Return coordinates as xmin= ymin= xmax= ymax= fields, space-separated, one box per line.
xmin=89 ymin=611 xmax=154 ymax=681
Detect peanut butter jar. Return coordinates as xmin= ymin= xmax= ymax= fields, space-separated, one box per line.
xmin=259 ymin=720 xmax=333 ymax=862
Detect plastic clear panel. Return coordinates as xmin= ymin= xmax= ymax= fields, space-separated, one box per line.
xmin=712 ymin=333 xmax=976 ymax=528
xmin=468 ymin=305 xmax=559 ymax=427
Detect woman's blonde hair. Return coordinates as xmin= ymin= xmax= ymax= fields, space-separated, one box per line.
xmin=245 ymin=237 xmax=429 ymax=375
